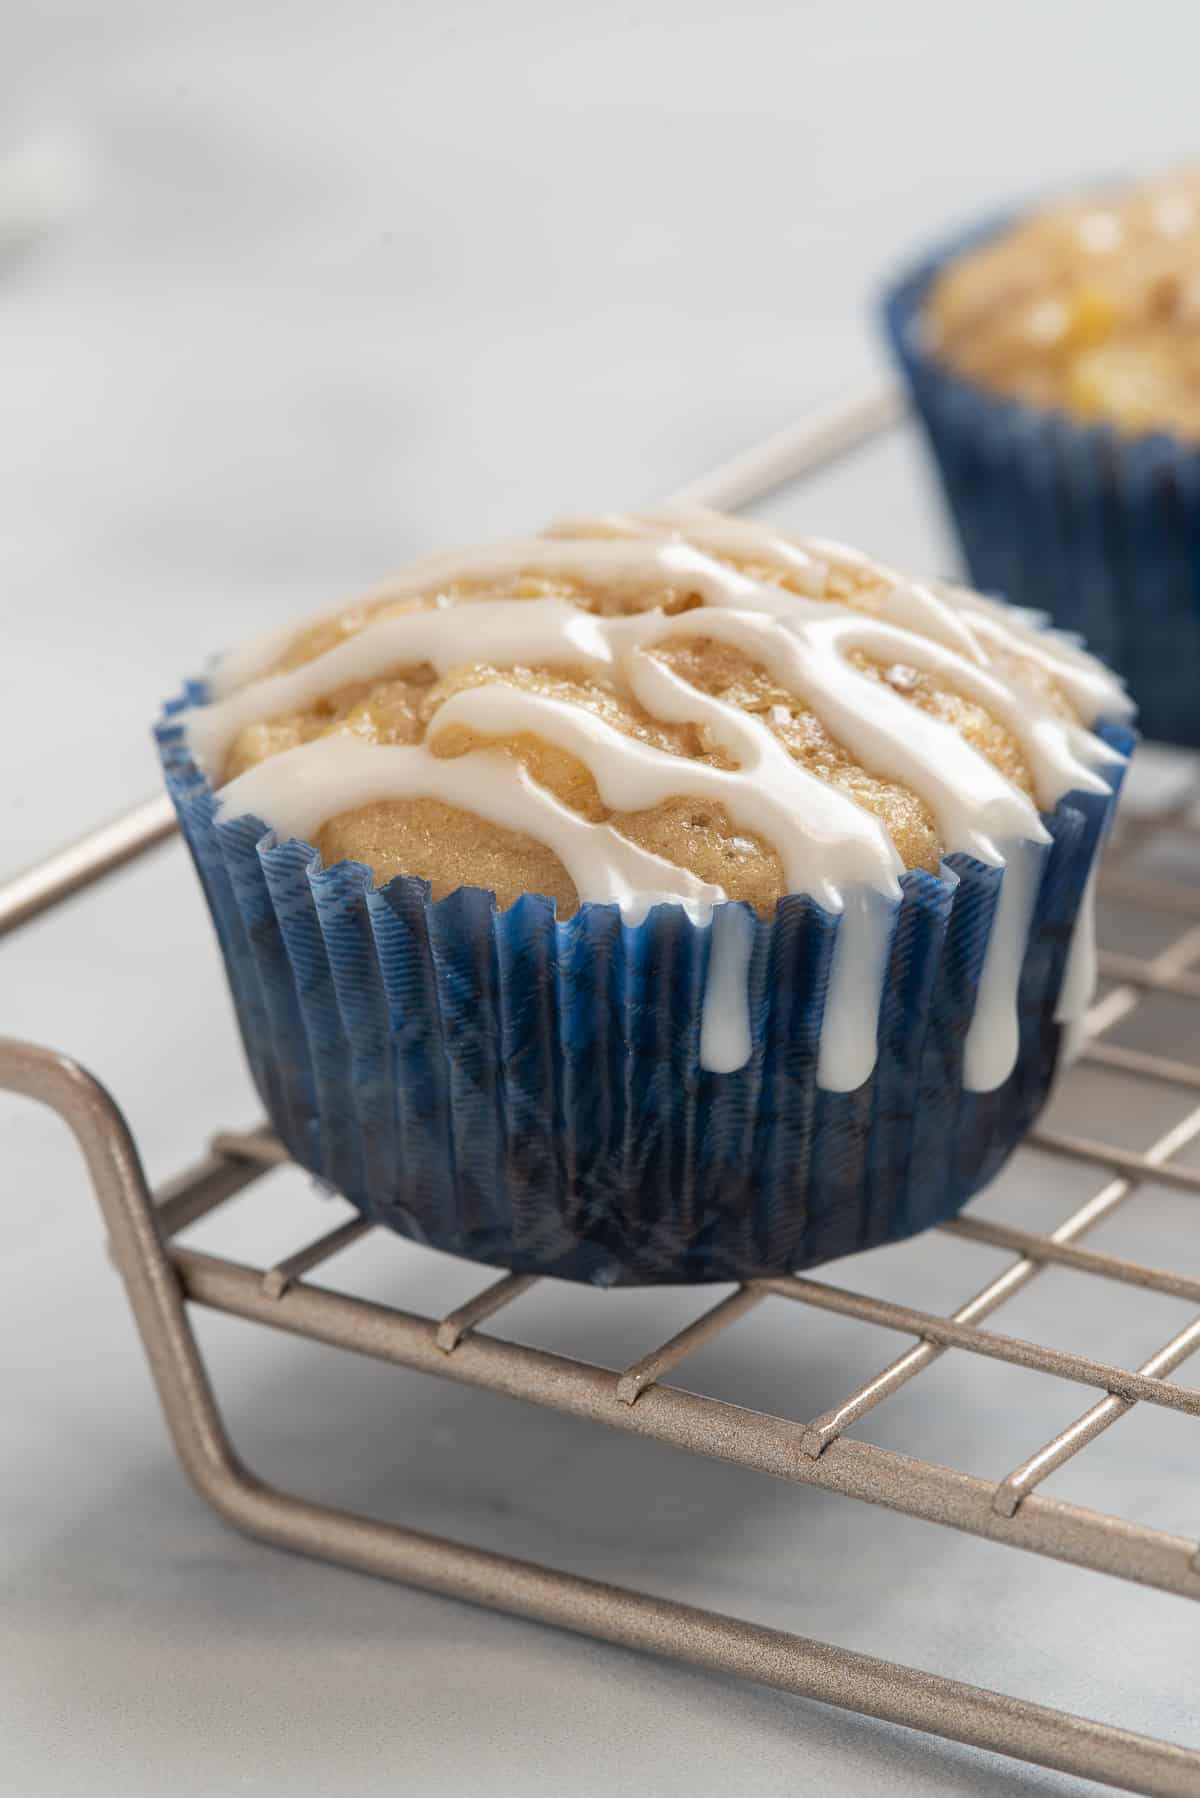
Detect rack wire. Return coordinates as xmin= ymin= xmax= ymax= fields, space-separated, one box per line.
xmin=5 ymin=385 xmax=1200 ymax=1797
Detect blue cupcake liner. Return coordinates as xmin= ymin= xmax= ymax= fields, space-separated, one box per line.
xmin=157 ymin=690 xmax=1132 ymax=1286
xmin=882 ymin=213 xmax=1200 ymax=747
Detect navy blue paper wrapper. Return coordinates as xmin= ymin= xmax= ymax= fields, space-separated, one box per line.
xmin=883 ymin=218 xmax=1200 ymax=748
xmin=157 ymin=691 xmax=1132 ymax=1286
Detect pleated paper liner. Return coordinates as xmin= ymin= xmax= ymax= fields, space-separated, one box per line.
xmin=158 ymin=691 xmax=1131 ymax=1286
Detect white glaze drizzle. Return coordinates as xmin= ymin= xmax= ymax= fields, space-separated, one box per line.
xmin=961 ymin=838 xmax=1047 ymax=1090
xmin=932 ymin=578 xmax=1136 ymax=729
xmin=699 ymin=904 xmax=757 ymax=1074
xmin=548 ymin=505 xmax=832 ymax=596
xmin=210 ymin=535 xmax=773 ymax=699
xmin=1055 ymin=861 xmax=1100 ymax=1030
xmin=224 ymin=734 xmax=723 ymax=924
xmin=190 ymin=512 xmax=1130 ymax=1094
xmin=427 ymin=674 xmax=903 ymax=906
xmin=820 ymin=886 xmax=904 ymax=1093
xmin=188 ymin=599 xmax=618 ymax=773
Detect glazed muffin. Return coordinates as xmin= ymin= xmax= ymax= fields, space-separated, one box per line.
xmin=158 ymin=510 xmax=1132 ymax=1284
xmin=885 ymin=170 xmax=1200 ymax=745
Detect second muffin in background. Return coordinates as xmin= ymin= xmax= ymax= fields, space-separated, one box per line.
xmin=885 ymin=169 xmax=1200 ymax=746
xmin=158 ymin=510 xmax=1133 ymax=1284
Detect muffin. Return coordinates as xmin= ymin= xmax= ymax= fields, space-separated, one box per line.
xmin=884 ymin=170 xmax=1200 ymax=746
xmin=157 ymin=509 xmax=1133 ymax=1285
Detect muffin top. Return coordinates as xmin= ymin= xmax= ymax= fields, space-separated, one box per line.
xmin=924 ymin=170 xmax=1200 ymax=439
xmin=182 ymin=509 xmax=1129 ymax=1089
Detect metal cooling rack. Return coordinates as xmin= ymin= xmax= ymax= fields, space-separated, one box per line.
xmin=5 ymin=387 xmax=1200 ymax=1798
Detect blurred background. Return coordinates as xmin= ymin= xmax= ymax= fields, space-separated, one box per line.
xmin=5 ymin=5 xmax=1200 ymax=1795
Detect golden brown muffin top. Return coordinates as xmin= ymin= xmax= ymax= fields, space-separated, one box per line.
xmin=184 ymin=508 xmax=1127 ymax=920
xmin=925 ymin=170 xmax=1200 ymax=439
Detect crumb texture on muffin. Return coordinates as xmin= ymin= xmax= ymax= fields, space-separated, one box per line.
xmin=182 ymin=508 xmax=1129 ymax=1091
xmin=924 ymin=170 xmax=1200 ymax=438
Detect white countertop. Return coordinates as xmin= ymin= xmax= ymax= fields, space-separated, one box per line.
xmin=5 ymin=5 xmax=1200 ymax=1793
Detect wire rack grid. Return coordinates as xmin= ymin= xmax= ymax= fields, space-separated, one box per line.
xmin=4 ymin=387 xmax=1200 ymax=1798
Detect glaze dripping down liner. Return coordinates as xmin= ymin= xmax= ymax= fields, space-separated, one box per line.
xmin=157 ymin=692 xmax=1130 ymax=1286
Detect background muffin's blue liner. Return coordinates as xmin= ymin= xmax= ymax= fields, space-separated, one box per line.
xmin=158 ymin=688 xmax=1132 ymax=1286
xmin=883 ymin=215 xmax=1200 ymax=748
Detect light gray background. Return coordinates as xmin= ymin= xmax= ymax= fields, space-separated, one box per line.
xmin=5 ymin=4 xmax=1200 ymax=1794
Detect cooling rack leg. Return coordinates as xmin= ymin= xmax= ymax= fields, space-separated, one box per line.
xmin=3 ymin=1032 xmax=1198 ymax=1798
xmin=0 ymin=1037 xmax=248 ymax=1511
